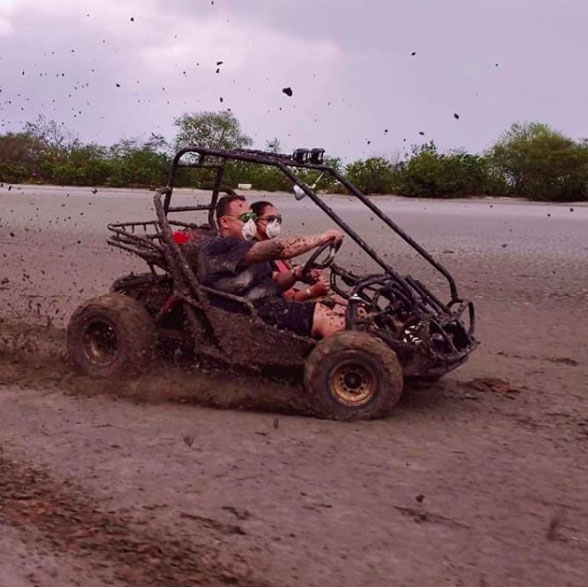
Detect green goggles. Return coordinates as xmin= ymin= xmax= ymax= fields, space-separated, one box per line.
xmin=237 ymin=211 xmax=258 ymax=222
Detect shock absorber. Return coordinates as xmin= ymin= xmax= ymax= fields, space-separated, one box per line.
xmin=346 ymin=294 xmax=363 ymax=330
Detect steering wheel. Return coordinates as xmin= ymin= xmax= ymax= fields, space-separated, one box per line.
xmin=300 ymin=240 xmax=342 ymax=283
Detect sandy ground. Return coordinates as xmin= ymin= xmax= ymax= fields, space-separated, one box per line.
xmin=1 ymin=184 xmax=587 ymax=586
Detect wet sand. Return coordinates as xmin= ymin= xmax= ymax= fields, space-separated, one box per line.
xmin=1 ymin=184 xmax=588 ymax=586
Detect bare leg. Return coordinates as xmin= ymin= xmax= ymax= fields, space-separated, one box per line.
xmin=311 ymin=302 xmax=346 ymax=339
xmin=313 ymin=294 xmax=347 ymax=307
xmin=329 ymin=294 xmax=348 ymax=306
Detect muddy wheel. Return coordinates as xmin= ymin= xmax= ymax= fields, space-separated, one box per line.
xmin=304 ymin=331 xmax=404 ymax=421
xmin=67 ymin=293 xmax=157 ymax=378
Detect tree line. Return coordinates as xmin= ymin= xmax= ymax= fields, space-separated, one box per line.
xmin=1 ymin=112 xmax=587 ymax=202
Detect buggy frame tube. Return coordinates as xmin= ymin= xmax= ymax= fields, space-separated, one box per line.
xmin=275 ymin=162 xmax=417 ymax=301
xmin=332 ymin=171 xmax=460 ymax=301
xmin=208 ymin=161 xmax=225 ymax=229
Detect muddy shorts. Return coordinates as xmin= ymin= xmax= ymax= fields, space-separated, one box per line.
xmin=255 ymin=297 xmax=316 ymax=337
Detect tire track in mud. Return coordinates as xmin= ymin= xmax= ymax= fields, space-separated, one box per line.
xmin=0 ymin=453 xmax=269 ymax=587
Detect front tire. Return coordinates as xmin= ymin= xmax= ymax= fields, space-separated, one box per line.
xmin=67 ymin=293 xmax=156 ymax=378
xmin=304 ymin=331 xmax=404 ymax=421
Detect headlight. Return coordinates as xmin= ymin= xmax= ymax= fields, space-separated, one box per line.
xmin=293 ymin=148 xmax=310 ymax=164
xmin=310 ymin=148 xmax=325 ymax=164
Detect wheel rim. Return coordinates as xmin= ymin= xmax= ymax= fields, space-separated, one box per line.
xmin=329 ymin=359 xmax=377 ymax=407
xmin=82 ymin=319 xmax=120 ymax=366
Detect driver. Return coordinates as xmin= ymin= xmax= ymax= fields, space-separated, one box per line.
xmin=197 ymin=194 xmax=346 ymax=339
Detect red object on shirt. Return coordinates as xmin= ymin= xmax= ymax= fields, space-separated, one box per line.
xmin=173 ymin=231 xmax=192 ymax=245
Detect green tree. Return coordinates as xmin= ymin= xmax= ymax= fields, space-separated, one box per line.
xmin=345 ymin=157 xmax=395 ymax=194
xmin=41 ymin=144 xmax=110 ymax=186
xmin=489 ymin=122 xmax=588 ymax=201
xmin=0 ymin=132 xmax=47 ymax=182
xmin=395 ymin=142 xmax=489 ymax=197
xmin=173 ymin=111 xmax=252 ymax=151
xmin=108 ymin=139 xmax=170 ymax=187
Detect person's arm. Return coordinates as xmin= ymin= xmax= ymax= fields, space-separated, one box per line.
xmin=285 ymin=276 xmax=331 ymax=301
xmin=243 ymin=230 xmax=343 ymax=265
xmin=272 ymin=264 xmax=304 ymax=290
xmin=273 ymin=269 xmax=297 ymax=290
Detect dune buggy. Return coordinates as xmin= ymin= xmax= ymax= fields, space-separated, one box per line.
xmin=67 ymin=146 xmax=478 ymax=420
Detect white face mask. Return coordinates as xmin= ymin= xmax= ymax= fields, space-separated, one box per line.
xmin=242 ymin=218 xmax=258 ymax=241
xmin=265 ymin=219 xmax=282 ymax=239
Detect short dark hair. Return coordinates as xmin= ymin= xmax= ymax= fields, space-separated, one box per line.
xmin=250 ymin=200 xmax=273 ymax=218
xmin=216 ymin=194 xmax=246 ymax=222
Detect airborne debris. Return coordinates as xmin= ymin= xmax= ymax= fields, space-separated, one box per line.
xmin=282 ymin=87 xmax=293 ymax=97
xmin=454 ymin=113 xmax=460 ymax=120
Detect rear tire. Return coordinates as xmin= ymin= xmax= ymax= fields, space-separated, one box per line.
xmin=304 ymin=331 xmax=404 ymax=421
xmin=67 ymin=293 xmax=156 ymax=378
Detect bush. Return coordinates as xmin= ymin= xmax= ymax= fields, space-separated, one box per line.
xmin=344 ymin=157 xmax=395 ymax=194
xmin=489 ymin=122 xmax=588 ymax=201
xmin=0 ymin=133 xmax=46 ymax=180
xmin=110 ymin=150 xmax=169 ymax=188
xmin=40 ymin=145 xmax=109 ymax=186
xmin=394 ymin=143 xmax=489 ymax=197
xmin=3 ymin=114 xmax=588 ymax=202
xmin=0 ymin=162 xmax=30 ymax=183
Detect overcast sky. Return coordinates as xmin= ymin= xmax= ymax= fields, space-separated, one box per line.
xmin=1 ymin=0 xmax=587 ymax=161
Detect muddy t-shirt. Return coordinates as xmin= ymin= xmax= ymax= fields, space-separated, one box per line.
xmin=197 ymin=236 xmax=281 ymax=302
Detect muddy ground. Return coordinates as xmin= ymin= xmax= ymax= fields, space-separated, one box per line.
xmin=1 ymin=184 xmax=587 ymax=586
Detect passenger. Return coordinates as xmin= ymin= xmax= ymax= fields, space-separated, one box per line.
xmin=250 ymin=200 xmax=330 ymax=302
xmin=197 ymin=194 xmax=346 ymax=339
